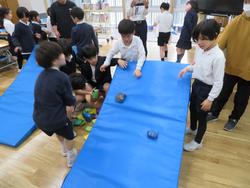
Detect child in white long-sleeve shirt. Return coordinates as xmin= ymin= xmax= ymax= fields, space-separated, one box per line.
xmin=101 ymin=19 xmax=146 ymax=78
xmin=179 ymin=19 xmax=225 ymax=152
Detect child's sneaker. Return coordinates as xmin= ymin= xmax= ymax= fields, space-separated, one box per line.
xmin=67 ymin=148 xmax=77 ymax=168
xmin=184 ymin=140 xmax=202 ymax=152
xmin=185 ymin=127 xmax=197 ymax=136
xmin=207 ymin=112 xmax=218 ymax=122
xmin=224 ymin=119 xmax=238 ymax=131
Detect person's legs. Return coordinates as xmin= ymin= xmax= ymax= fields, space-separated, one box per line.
xmin=230 ymin=78 xmax=250 ymax=120
xmin=55 ymin=119 xmax=77 ymax=167
xmin=176 ymin=48 xmax=185 ymax=63
xmin=160 ymin=46 xmax=165 ymax=61
xmin=189 ymin=88 xmax=198 ymax=131
xmin=195 ymin=111 xmax=208 ymax=143
xmin=164 ymin=32 xmax=171 ymax=58
xmin=158 ymin=33 xmax=165 ymax=61
xmin=164 ymin=43 xmax=168 ymax=58
xmin=17 ymin=50 xmax=23 ymax=70
xmin=56 ymin=134 xmax=67 ymax=157
xmin=135 ymin=21 xmax=148 ymax=56
xmin=223 ymin=77 xmax=250 ymax=132
xmin=210 ymin=74 xmax=238 ymax=118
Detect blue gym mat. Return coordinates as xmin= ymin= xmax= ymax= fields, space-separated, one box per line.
xmin=62 ymin=61 xmax=191 ymax=188
xmin=0 ymin=50 xmax=41 ymax=147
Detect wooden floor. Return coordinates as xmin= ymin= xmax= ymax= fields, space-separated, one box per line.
xmin=0 ymin=41 xmax=249 ymax=188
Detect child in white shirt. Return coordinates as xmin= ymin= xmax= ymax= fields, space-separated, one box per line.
xmin=179 ymin=19 xmax=225 ymax=151
xmin=154 ymin=2 xmax=173 ymax=61
xmin=101 ymin=19 xmax=146 ymax=78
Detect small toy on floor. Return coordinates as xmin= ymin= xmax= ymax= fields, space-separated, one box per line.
xmin=147 ymin=130 xmax=159 ymax=140
xmin=92 ymin=89 xmax=99 ymax=101
xmin=115 ymin=93 xmax=126 ymax=103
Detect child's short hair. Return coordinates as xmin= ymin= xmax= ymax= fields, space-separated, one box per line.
xmin=70 ymin=7 xmax=84 ymax=20
xmin=57 ymin=39 xmax=72 ymax=57
xmin=16 ymin=7 xmax=29 ymax=19
xmin=118 ymin=19 xmax=135 ymax=35
xmin=160 ymin=2 xmax=170 ymax=10
xmin=192 ymin=19 xmax=221 ymax=42
xmin=0 ymin=7 xmax=11 ymax=17
xmin=29 ymin=10 xmax=39 ymax=21
xmin=47 ymin=7 xmax=51 ymax=16
xmin=36 ymin=41 xmax=63 ymax=69
xmin=187 ymin=0 xmax=198 ymax=11
xmin=69 ymin=73 xmax=86 ymax=90
xmin=78 ymin=44 xmax=98 ymax=59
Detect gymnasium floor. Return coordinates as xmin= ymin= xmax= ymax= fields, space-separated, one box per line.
xmin=0 ymin=41 xmax=249 ymax=188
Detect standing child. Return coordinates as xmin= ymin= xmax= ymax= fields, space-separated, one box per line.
xmin=70 ymin=7 xmax=99 ymax=53
xmin=127 ymin=0 xmax=149 ymax=56
xmin=12 ymin=7 xmax=35 ymax=71
xmin=154 ymin=2 xmax=173 ymax=61
xmin=101 ymin=19 xmax=146 ymax=78
xmin=1 ymin=8 xmax=14 ymax=36
xmin=33 ymin=41 xmax=77 ymax=167
xmin=0 ymin=8 xmax=17 ymax=62
xmin=179 ymin=19 xmax=225 ymax=151
xmin=29 ymin=10 xmax=48 ymax=43
xmin=176 ymin=0 xmax=198 ymax=63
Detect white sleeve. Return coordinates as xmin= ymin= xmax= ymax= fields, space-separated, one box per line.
xmin=136 ymin=38 xmax=146 ymax=70
xmin=4 ymin=21 xmax=15 ymax=36
xmin=207 ymin=56 xmax=226 ymax=101
xmin=104 ymin=41 xmax=120 ymax=66
xmin=143 ymin=7 xmax=149 ymax=16
xmin=155 ymin=15 xmax=159 ymax=25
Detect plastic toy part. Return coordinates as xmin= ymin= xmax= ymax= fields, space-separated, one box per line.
xmin=115 ymin=93 xmax=126 ymax=103
xmin=147 ymin=130 xmax=159 ymax=140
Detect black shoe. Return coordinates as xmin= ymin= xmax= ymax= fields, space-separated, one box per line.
xmin=224 ymin=119 xmax=238 ymax=131
xmin=207 ymin=112 xmax=218 ymax=122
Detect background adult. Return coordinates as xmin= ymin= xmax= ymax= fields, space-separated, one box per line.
xmin=127 ymin=0 xmax=149 ymax=56
xmin=50 ymin=0 xmax=76 ymax=39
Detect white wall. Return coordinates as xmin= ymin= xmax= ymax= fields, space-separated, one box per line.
xmin=18 ymin=0 xmax=47 ymax=13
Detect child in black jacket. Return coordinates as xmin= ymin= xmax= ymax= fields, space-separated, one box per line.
xmin=12 ymin=7 xmax=35 ymax=71
xmin=78 ymin=44 xmax=119 ymax=95
xmin=29 ymin=10 xmax=48 ymax=43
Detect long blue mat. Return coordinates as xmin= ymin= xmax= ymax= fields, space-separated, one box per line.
xmin=62 ymin=61 xmax=191 ymax=188
xmin=0 ymin=50 xmax=41 ymax=147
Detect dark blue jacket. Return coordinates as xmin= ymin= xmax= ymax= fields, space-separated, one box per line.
xmin=12 ymin=22 xmax=35 ymax=53
xmin=179 ymin=9 xmax=198 ymax=42
xmin=71 ymin=23 xmax=99 ymax=53
xmin=33 ymin=69 xmax=76 ymax=131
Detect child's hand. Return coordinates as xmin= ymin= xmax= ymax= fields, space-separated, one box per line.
xmin=14 ymin=47 xmax=22 ymax=53
xmin=66 ymin=106 xmax=75 ymax=118
xmin=35 ymin=33 xmax=41 ymax=39
xmin=118 ymin=59 xmax=128 ymax=69
xmin=55 ymin=30 xmax=61 ymax=38
xmin=201 ymin=99 xmax=212 ymax=112
xmin=100 ymin=64 xmax=107 ymax=72
xmin=134 ymin=69 xmax=142 ymax=78
xmin=179 ymin=68 xmax=188 ymax=78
